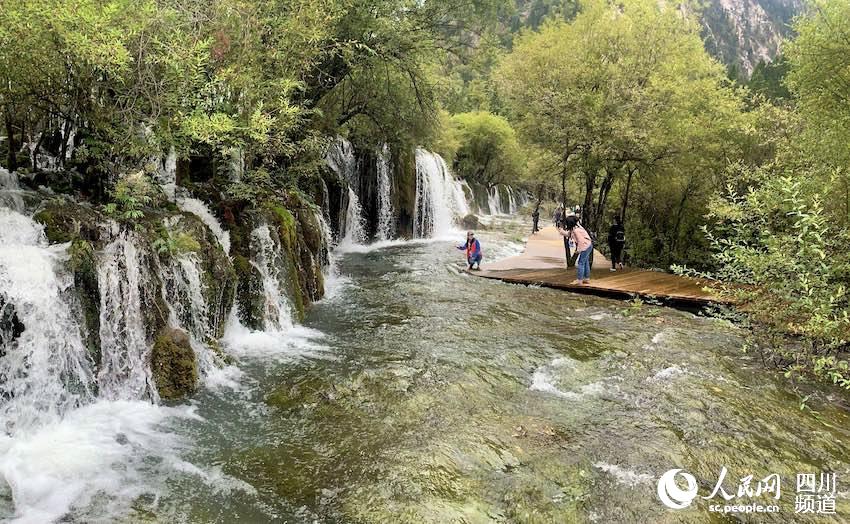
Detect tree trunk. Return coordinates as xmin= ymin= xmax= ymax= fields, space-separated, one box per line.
xmin=621 ymin=166 xmax=637 ymax=221
xmin=595 ymin=167 xmax=616 ymax=234
xmin=668 ymin=182 xmax=692 ymax=266
xmin=5 ymin=116 xmax=17 ymax=172
xmin=582 ymin=164 xmax=595 ymax=232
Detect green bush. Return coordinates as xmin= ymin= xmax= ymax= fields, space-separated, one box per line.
xmin=686 ymin=165 xmax=850 ymax=386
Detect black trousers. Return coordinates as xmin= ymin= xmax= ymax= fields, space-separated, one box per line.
xmin=610 ymin=242 xmax=624 ymax=267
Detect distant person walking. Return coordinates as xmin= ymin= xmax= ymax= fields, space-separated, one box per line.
xmin=608 ymin=216 xmax=626 ymax=271
xmin=559 ymin=215 xmax=593 ymax=284
xmin=532 ymin=207 xmax=540 ymax=234
xmin=553 ymin=206 xmax=564 ymax=227
xmin=457 ymin=231 xmax=482 ymax=270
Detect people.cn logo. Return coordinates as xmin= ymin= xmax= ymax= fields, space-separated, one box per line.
xmin=658 ymin=469 xmax=699 ymax=509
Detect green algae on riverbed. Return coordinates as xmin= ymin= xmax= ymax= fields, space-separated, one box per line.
xmin=146 ymin=220 xmax=850 ymax=523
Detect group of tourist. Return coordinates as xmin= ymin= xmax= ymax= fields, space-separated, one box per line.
xmin=457 ymin=204 xmax=626 ymax=284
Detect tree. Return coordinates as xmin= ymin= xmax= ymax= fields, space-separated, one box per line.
xmin=445 ymin=111 xmax=524 ymax=187
xmin=496 ymin=0 xmax=744 ymax=262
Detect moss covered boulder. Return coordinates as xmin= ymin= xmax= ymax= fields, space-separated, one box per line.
xmin=392 ymin=147 xmax=416 ymax=238
xmin=461 ymin=214 xmax=482 ymax=230
xmin=151 ymin=328 xmax=197 ymax=400
xmin=34 ymin=197 xmax=102 ymax=244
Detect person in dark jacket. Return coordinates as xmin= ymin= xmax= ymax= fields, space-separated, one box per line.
xmin=457 ymin=231 xmax=482 ymax=270
xmin=607 ymin=215 xmax=626 ymax=271
xmin=553 ymin=206 xmax=564 ymax=227
xmin=532 ymin=207 xmax=540 ymax=234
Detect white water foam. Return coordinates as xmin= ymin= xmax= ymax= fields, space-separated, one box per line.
xmin=649 ymin=365 xmax=687 ymax=382
xmin=529 ymin=357 xmax=609 ymax=400
xmin=0 ymin=400 xmax=198 ymax=524
xmin=222 ymin=307 xmax=326 ymax=361
xmin=593 ymin=462 xmax=654 ymax=487
xmin=0 ymin=208 xmax=95 ymax=432
xmin=162 ymin=253 xmax=241 ymax=391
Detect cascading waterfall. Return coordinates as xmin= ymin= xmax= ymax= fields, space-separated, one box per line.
xmin=375 ymin=145 xmax=394 ymax=241
xmin=413 ymin=148 xmax=469 ymax=238
xmin=153 ymin=147 xmax=178 ymax=200
xmin=161 ymin=252 xmax=226 ymax=378
xmin=0 ymin=207 xmax=95 ymax=432
xmin=487 ymin=185 xmax=503 ymax=215
xmin=326 ymin=137 xmax=366 ymax=246
xmin=0 ymin=168 xmax=25 ymax=212
xmin=250 ymin=225 xmax=294 ymax=332
xmin=341 ymin=186 xmax=366 ymax=246
xmin=507 ymin=187 xmax=517 ymax=214
xmin=176 ymin=196 xmax=231 ymax=254
xmin=96 ymin=226 xmax=160 ymax=402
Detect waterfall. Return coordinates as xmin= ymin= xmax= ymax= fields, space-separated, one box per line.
xmin=326 ymin=137 xmax=366 ymax=246
xmin=507 ymin=186 xmax=517 ymax=214
xmin=97 ymin=227 xmax=160 ymax=402
xmin=176 ymin=197 xmax=231 ymax=254
xmin=325 ymin=137 xmax=356 ymax=179
xmin=413 ymin=148 xmax=469 ymax=238
xmin=162 ymin=253 xmax=229 ymax=382
xmin=153 ymin=147 xmax=178 ymax=200
xmin=250 ymin=225 xmax=294 ymax=332
xmin=0 ymin=208 xmax=95 ymax=433
xmin=376 ymin=145 xmax=394 ymax=241
xmin=487 ymin=185 xmax=502 ymax=216
xmin=340 ymin=186 xmax=366 ymax=246
xmin=0 ymin=168 xmax=25 ymax=212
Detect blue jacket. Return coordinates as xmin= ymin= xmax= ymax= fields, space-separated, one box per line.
xmin=457 ymin=238 xmax=481 ymax=258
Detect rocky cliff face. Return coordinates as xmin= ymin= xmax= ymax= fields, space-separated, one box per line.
xmin=700 ymin=0 xmax=804 ymax=77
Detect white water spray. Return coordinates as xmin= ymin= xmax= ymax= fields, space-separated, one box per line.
xmin=0 ymin=168 xmax=25 ymax=212
xmin=96 ymin=227 xmax=159 ymax=403
xmin=487 ymin=185 xmax=503 ymax=215
xmin=0 ymin=208 xmax=95 ymax=433
xmin=250 ymin=225 xmax=294 ymax=332
xmin=340 ymin=186 xmax=366 ymax=247
xmin=413 ymin=149 xmax=469 ymax=238
xmin=376 ymin=145 xmax=394 ymax=241
xmin=176 ymin=197 xmax=231 ymax=254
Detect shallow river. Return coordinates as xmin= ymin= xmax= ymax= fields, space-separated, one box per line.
xmin=6 ymin=219 xmax=850 ymax=523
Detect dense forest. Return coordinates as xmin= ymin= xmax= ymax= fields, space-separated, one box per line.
xmin=1 ymin=0 xmax=848 ymax=390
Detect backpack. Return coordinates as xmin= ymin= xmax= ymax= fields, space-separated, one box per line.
xmin=615 ymin=230 xmax=625 ymax=243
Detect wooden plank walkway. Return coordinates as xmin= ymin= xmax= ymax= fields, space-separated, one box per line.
xmin=469 ymin=226 xmax=728 ymax=308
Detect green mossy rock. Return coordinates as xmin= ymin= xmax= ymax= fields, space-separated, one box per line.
xmin=392 ymin=147 xmax=416 ymax=238
xmin=233 ymin=253 xmax=265 ymax=330
xmin=33 ymin=197 xmax=102 ymax=244
xmin=151 ymin=327 xmax=197 ymax=400
xmin=68 ymin=239 xmax=101 ymax=363
xmin=461 ymin=214 xmax=481 ymax=230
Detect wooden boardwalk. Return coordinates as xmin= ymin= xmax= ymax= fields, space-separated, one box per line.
xmin=470 ymin=227 xmax=727 ymax=308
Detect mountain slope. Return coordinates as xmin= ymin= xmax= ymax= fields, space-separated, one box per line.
xmin=700 ymin=0 xmax=804 ymax=77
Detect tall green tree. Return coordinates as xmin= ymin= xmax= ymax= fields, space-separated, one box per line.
xmin=496 ymin=0 xmax=744 ymax=263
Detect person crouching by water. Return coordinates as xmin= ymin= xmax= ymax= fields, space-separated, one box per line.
xmin=458 ymin=231 xmax=482 ymax=270
xmin=558 ymin=216 xmax=593 ymax=284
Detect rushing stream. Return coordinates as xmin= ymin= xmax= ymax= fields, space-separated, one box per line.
xmin=2 ymin=208 xmax=850 ymax=522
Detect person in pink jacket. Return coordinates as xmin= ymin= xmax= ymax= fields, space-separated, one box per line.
xmin=558 ymin=215 xmax=593 ymax=284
